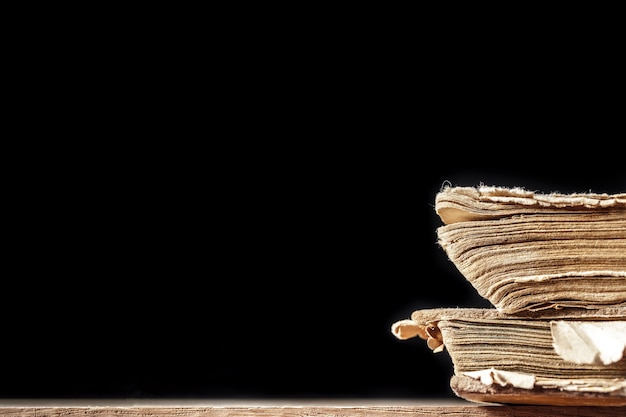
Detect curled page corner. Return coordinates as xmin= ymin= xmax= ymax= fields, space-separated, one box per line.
xmin=391 ymin=319 xmax=425 ymax=340
xmin=463 ymin=368 xmax=536 ymax=389
xmin=550 ymin=321 xmax=626 ymax=365
xmin=390 ymin=319 xmax=445 ymax=352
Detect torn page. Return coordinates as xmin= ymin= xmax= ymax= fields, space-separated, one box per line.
xmin=550 ymin=321 xmax=626 ymax=365
xmin=464 ymin=368 xmax=535 ymax=389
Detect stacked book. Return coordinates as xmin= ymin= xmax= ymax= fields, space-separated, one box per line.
xmin=392 ymin=185 xmax=626 ymax=406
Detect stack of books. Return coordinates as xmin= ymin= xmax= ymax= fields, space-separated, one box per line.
xmin=392 ymin=185 xmax=626 ymax=406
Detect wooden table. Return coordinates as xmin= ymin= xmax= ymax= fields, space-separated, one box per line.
xmin=1 ymin=399 xmax=624 ymax=416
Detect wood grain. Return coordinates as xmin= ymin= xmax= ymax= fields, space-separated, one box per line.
xmin=1 ymin=400 xmax=625 ymax=416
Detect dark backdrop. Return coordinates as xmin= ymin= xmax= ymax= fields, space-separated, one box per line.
xmin=2 ymin=144 xmax=624 ymax=399
xmin=6 ymin=0 xmax=626 ymax=401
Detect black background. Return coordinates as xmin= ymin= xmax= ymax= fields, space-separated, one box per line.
xmin=3 ymin=15 xmax=625 ymax=397
xmin=3 ymin=144 xmax=624 ymax=399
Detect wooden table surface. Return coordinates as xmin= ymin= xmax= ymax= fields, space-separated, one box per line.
xmin=0 ymin=399 xmax=625 ymax=416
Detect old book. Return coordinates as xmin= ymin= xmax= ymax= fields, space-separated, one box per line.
xmin=435 ymin=185 xmax=626 ymax=314
xmin=391 ymin=184 xmax=626 ymax=405
xmin=392 ymin=307 xmax=626 ymax=406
